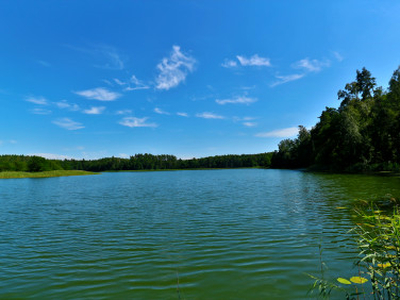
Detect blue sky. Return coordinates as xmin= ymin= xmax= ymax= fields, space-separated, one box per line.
xmin=1 ymin=1 xmax=400 ymax=159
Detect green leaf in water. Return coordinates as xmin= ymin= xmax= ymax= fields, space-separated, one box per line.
xmin=350 ymin=276 xmax=368 ymax=284
xmin=337 ymin=278 xmax=351 ymax=285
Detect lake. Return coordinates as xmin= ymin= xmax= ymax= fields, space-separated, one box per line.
xmin=1 ymin=169 xmax=399 ymax=299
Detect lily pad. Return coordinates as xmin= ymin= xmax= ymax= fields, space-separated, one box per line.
xmin=350 ymin=276 xmax=368 ymax=284
xmin=337 ymin=278 xmax=351 ymax=285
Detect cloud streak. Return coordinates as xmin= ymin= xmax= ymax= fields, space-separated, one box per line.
xmin=237 ymin=54 xmax=271 ymax=67
xmin=30 ymin=108 xmax=52 ymax=115
xmin=67 ymin=44 xmax=124 ymax=70
xmin=53 ymin=118 xmax=84 ymax=130
xmin=271 ymin=74 xmax=305 ymax=87
xmin=196 ymin=112 xmax=225 ymax=119
xmin=26 ymin=96 xmax=48 ymax=105
xmin=216 ymin=95 xmax=257 ymax=105
xmin=292 ymin=58 xmax=330 ymax=72
xmin=255 ymin=127 xmax=299 ymax=138
xmin=155 ymin=45 xmax=196 ymax=90
xmin=83 ymin=106 xmax=106 ymax=115
xmin=55 ymin=100 xmax=80 ymax=111
xmin=75 ymin=87 xmax=121 ymax=101
xmin=222 ymin=54 xmax=271 ymax=68
xmin=119 ymin=117 xmax=157 ymax=128
xmin=154 ymin=107 xmax=170 ymax=115
xmin=114 ymin=75 xmax=150 ymax=91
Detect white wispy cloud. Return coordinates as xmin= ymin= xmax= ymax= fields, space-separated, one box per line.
xmin=154 ymin=107 xmax=170 ymax=115
xmin=68 ymin=44 xmax=124 ymax=70
xmin=114 ymin=78 xmax=126 ymax=86
xmin=243 ymin=122 xmax=257 ymax=127
xmin=55 ymin=100 xmax=80 ymax=111
xmin=216 ymin=95 xmax=257 ymax=105
xmin=97 ymin=45 xmax=124 ymax=70
xmin=155 ymin=45 xmax=196 ymax=90
xmin=113 ymin=75 xmax=150 ymax=91
xmin=237 ymin=54 xmax=271 ymax=67
xmin=196 ymin=112 xmax=225 ymax=119
xmin=292 ymin=58 xmax=330 ymax=72
xmin=83 ymin=106 xmax=106 ymax=115
xmin=26 ymin=96 xmax=48 ymax=105
xmin=221 ymin=59 xmax=238 ymax=68
xmin=53 ymin=118 xmax=84 ymax=130
xmin=30 ymin=108 xmax=52 ymax=115
xmin=124 ymin=75 xmax=150 ymax=91
xmin=116 ymin=109 xmax=132 ymax=115
xmin=332 ymin=51 xmax=344 ymax=62
xmin=222 ymin=54 xmax=271 ymax=68
xmin=177 ymin=112 xmax=189 ymax=117
xmin=255 ymin=127 xmax=299 ymax=138
xmin=119 ymin=117 xmax=157 ymax=128
xmin=74 ymin=87 xmax=121 ymax=101
xmin=271 ymin=74 xmax=305 ymax=87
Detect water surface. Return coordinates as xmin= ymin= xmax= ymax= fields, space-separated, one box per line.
xmin=1 ymin=169 xmax=399 ymax=299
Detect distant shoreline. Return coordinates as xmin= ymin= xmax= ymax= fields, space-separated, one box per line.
xmin=0 ymin=170 xmax=97 ymax=179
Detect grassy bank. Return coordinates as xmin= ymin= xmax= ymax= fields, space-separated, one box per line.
xmin=0 ymin=170 xmax=98 ymax=179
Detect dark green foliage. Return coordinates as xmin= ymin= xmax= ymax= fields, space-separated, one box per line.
xmin=272 ymin=66 xmax=400 ymax=171
xmin=27 ymin=156 xmax=48 ymax=172
xmin=0 ymin=153 xmax=273 ymax=173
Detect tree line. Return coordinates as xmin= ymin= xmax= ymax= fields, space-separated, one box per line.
xmin=271 ymin=66 xmax=400 ymax=172
xmin=2 ymin=66 xmax=399 ymax=174
xmin=0 ymin=153 xmax=273 ymax=173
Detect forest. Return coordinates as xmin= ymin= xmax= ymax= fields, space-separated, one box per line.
xmin=271 ymin=66 xmax=400 ymax=172
xmin=1 ymin=66 xmax=399 ymax=174
xmin=0 ymin=153 xmax=273 ymax=173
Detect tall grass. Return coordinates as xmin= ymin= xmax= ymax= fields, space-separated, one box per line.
xmin=309 ymin=200 xmax=400 ymax=299
xmin=0 ymin=170 xmax=97 ymax=179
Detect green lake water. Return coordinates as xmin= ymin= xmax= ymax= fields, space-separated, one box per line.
xmin=1 ymin=169 xmax=399 ymax=299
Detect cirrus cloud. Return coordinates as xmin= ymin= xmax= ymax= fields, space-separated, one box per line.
xmin=52 ymin=118 xmax=84 ymax=130
xmin=292 ymin=58 xmax=330 ymax=72
xmin=119 ymin=117 xmax=157 ymax=128
xmin=255 ymin=127 xmax=299 ymax=138
xmin=26 ymin=96 xmax=48 ymax=105
xmin=237 ymin=54 xmax=271 ymax=67
xmin=155 ymin=45 xmax=196 ymax=90
xmin=196 ymin=112 xmax=225 ymax=119
xmin=74 ymin=87 xmax=121 ymax=101
xmin=216 ymin=95 xmax=257 ymax=105
xmin=83 ymin=106 xmax=106 ymax=115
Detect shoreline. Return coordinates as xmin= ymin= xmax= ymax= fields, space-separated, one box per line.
xmin=0 ymin=170 xmax=98 ymax=179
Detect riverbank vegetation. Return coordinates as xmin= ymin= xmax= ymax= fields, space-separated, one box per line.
xmin=310 ymin=202 xmax=400 ymax=299
xmin=271 ymin=66 xmax=400 ymax=172
xmin=0 ymin=170 xmax=96 ymax=179
xmin=0 ymin=153 xmax=273 ymax=174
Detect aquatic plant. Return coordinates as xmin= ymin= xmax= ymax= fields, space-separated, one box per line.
xmin=310 ymin=202 xmax=400 ymax=299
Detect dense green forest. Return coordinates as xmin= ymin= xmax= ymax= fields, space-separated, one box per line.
xmin=0 ymin=153 xmax=273 ymax=173
xmin=1 ymin=66 xmax=399 ymax=174
xmin=271 ymin=66 xmax=400 ymax=172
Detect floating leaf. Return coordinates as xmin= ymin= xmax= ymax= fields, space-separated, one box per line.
xmin=337 ymin=278 xmax=351 ymax=285
xmin=350 ymin=276 xmax=368 ymax=284
xmin=377 ymin=262 xmax=391 ymax=268
xmin=336 ymin=207 xmax=347 ymax=210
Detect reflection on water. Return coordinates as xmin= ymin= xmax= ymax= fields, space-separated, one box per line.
xmin=0 ymin=169 xmax=399 ymax=299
